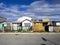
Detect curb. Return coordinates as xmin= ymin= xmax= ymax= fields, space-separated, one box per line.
xmin=0 ymin=32 xmax=60 ymax=34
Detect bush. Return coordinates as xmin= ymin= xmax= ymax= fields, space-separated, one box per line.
xmin=0 ymin=30 xmax=2 ymax=32
xmin=29 ymin=27 xmax=32 ymax=31
xmin=17 ymin=29 xmax=22 ymax=32
xmin=4 ymin=30 xmax=15 ymax=32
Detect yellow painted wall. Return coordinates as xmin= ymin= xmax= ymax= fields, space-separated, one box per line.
xmin=48 ymin=22 xmax=50 ymax=25
xmin=42 ymin=18 xmax=50 ymax=22
xmin=42 ymin=18 xmax=50 ymax=25
xmin=32 ymin=22 xmax=45 ymax=32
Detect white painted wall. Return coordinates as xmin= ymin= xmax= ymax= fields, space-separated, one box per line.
xmin=56 ymin=22 xmax=60 ymax=26
xmin=15 ymin=16 xmax=33 ymax=30
xmin=22 ymin=20 xmax=32 ymax=26
xmin=12 ymin=24 xmax=18 ymax=30
xmin=22 ymin=20 xmax=32 ymax=30
xmin=49 ymin=26 xmax=53 ymax=32
xmin=2 ymin=22 xmax=7 ymax=27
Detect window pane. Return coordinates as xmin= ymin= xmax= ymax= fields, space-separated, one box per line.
xmin=24 ymin=23 xmax=30 ymax=27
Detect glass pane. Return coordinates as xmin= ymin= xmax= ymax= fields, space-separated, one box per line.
xmin=24 ymin=23 xmax=31 ymax=27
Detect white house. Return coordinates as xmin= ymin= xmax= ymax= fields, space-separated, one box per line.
xmin=22 ymin=19 xmax=32 ymax=30
xmin=12 ymin=16 xmax=32 ymax=30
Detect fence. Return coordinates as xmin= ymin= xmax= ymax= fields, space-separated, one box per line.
xmin=0 ymin=25 xmax=60 ymax=32
xmin=53 ymin=26 xmax=60 ymax=32
xmin=0 ymin=26 xmax=31 ymax=32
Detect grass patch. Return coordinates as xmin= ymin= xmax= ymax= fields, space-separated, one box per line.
xmin=4 ymin=30 xmax=15 ymax=32
xmin=17 ymin=29 xmax=22 ymax=32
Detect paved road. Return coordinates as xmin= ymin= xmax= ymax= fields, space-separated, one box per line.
xmin=0 ymin=33 xmax=60 ymax=45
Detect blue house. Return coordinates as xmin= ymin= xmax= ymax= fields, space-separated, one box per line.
xmin=0 ymin=16 xmax=6 ymax=30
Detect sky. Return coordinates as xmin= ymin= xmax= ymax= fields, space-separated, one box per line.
xmin=0 ymin=0 xmax=60 ymax=22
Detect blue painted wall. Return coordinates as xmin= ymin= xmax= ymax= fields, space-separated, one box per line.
xmin=0 ymin=24 xmax=3 ymax=29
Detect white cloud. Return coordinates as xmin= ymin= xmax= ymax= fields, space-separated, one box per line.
xmin=0 ymin=1 xmax=60 ymax=22
xmin=0 ymin=3 xmax=5 ymax=8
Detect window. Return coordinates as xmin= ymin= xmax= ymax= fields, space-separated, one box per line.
xmin=24 ymin=23 xmax=31 ymax=27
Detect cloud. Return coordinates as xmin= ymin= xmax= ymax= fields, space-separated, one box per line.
xmin=25 ymin=1 xmax=60 ymax=20
xmin=0 ymin=1 xmax=60 ymax=22
xmin=0 ymin=3 xmax=5 ymax=8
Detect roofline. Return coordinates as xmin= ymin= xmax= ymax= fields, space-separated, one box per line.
xmin=18 ymin=15 xmax=33 ymax=19
xmin=12 ymin=19 xmax=32 ymax=24
xmin=52 ymin=21 xmax=60 ymax=22
xmin=21 ymin=19 xmax=32 ymax=22
xmin=0 ymin=16 xmax=7 ymax=20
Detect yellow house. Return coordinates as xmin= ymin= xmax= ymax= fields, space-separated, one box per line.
xmin=32 ymin=18 xmax=50 ymax=32
xmin=32 ymin=21 xmax=45 ymax=32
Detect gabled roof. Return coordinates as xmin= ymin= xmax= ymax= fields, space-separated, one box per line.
xmin=22 ymin=19 xmax=32 ymax=22
xmin=17 ymin=16 xmax=32 ymax=22
xmin=12 ymin=19 xmax=32 ymax=24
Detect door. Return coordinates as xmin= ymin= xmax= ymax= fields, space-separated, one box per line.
xmin=45 ymin=26 xmax=49 ymax=32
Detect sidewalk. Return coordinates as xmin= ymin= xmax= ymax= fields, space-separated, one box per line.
xmin=0 ymin=32 xmax=60 ymax=34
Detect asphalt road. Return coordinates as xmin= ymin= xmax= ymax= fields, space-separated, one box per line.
xmin=0 ymin=33 xmax=60 ymax=45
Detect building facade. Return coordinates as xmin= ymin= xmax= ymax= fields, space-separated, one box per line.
xmin=12 ymin=16 xmax=32 ymax=31
xmin=0 ymin=16 xmax=7 ymax=32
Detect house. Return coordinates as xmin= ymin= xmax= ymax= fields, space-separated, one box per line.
xmin=0 ymin=16 xmax=7 ymax=32
xmin=52 ymin=21 xmax=60 ymax=26
xmin=32 ymin=20 xmax=45 ymax=32
xmin=12 ymin=16 xmax=32 ymax=31
xmin=52 ymin=21 xmax=60 ymax=32
xmin=42 ymin=18 xmax=50 ymax=26
xmin=22 ymin=19 xmax=32 ymax=30
xmin=4 ymin=22 xmax=12 ymax=30
xmin=42 ymin=18 xmax=50 ymax=32
xmin=12 ymin=22 xmax=21 ymax=30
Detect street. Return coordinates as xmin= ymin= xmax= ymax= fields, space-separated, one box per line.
xmin=0 ymin=33 xmax=60 ymax=45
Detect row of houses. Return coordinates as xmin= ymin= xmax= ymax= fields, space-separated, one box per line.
xmin=0 ymin=16 xmax=60 ymax=32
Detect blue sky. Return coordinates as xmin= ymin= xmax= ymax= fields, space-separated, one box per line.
xmin=0 ymin=0 xmax=60 ymax=22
